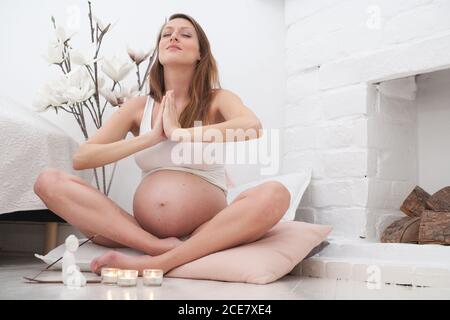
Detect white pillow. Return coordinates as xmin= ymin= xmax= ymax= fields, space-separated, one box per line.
xmin=226 ymin=170 xmax=312 ymax=221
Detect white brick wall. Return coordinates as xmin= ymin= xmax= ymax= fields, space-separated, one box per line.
xmin=285 ymin=96 xmax=321 ymax=127
xmin=319 ymin=31 xmax=450 ymax=90
xmin=310 ymin=179 xmax=368 ymax=208
xmin=284 ymin=0 xmax=450 ymax=240
xmin=286 ymin=0 xmax=450 ymax=75
xmin=321 ymin=84 xmax=369 ymax=120
xmin=286 ymin=68 xmax=319 ymax=103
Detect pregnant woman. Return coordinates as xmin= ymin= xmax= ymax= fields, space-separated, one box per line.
xmin=34 ymin=13 xmax=290 ymax=275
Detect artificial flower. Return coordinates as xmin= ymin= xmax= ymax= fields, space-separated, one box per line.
xmin=101 ymin=55 xmax=134 ymax=82
xmin=127 ymin=46 xmax=152 ymax=65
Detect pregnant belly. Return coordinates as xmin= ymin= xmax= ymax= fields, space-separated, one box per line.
xmin=133 ymin=170 xmax=228 ymax=238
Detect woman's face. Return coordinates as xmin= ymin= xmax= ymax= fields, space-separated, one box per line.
xmin=158 ymin=18 xmax=201 ymax=67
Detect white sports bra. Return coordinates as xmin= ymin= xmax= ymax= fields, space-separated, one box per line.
xmin=133 ymin=95 xmax=228 ymax=194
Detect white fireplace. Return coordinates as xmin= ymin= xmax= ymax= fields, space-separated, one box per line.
xmin=367 ymin=70 xmax=450 ymax=241
xmin=284 ymin=0 xmax=450 ymax=286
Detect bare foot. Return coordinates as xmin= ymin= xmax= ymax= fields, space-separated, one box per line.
xmin=90 ymin=250 xmax=167 ymax=275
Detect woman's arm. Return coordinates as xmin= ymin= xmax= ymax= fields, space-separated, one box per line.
xmin=73 ymin=132 xmax=162 ymax=170
xmin=72 ymin=96 xmax=163 ymax=170
xmin=169 ymin=89 xmax=263 ymax=143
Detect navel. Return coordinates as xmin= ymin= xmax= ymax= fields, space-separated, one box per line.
xmin=159 ymin=201 xmax=167 ymax=207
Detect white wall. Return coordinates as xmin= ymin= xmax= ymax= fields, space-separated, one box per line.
xmin=0 ymin=0 xmax=285 ymax=215
xmin=284 ymin=0 xmax=450 ymax=239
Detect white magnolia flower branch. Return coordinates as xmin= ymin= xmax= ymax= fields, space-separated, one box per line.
xmin=33 ymin=1 xmax=155 ymax=196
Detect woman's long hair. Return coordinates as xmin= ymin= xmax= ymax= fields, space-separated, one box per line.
xmin=148 ymin=13 xmax=221 ymax=128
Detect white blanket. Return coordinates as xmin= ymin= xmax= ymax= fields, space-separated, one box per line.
xmin=0 ymin=96 xmax=93 ymax=214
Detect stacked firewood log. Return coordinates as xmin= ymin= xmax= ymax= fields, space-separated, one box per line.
xmin=381 ymin=186 xmax=450 ymax=244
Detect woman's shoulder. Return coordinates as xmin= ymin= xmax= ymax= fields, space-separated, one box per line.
xmin=211 ymin=88 xmax=241 ymax=104
xmin=129 ymin=95 xmax=149 ymax=106
xmin=209 ymin=89 xmax=226 ymax=123
xmin=210 ymin=88 xmax=242 ymax=112
xmin=212 ymin=88 xmax=235 ymax=96
xmin=209 ymin=88 xmax=242 ymax=122
xmin=127 ymin=95 xmax=148 ymax=116
xmin=119 ymin=95 xmax=147 ymax=111
xmin=124 ymin=95 xmax=148 ymax=137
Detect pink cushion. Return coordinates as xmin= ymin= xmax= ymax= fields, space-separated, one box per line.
xmin=166 ymin=221 xmax=332 ymax=284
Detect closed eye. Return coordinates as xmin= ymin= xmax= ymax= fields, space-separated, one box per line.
xmin=162 ymin=33 xmax=191 ymax=38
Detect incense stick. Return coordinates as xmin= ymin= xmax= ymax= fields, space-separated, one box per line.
xmin=23 ymin=276 xmax=101 ymax=284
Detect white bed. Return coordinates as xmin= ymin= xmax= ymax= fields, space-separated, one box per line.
xmin=0 ymin=95 xmax=93 ymax=215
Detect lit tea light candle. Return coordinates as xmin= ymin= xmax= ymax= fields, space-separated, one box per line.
xmin=117 ymin=269 xmax=138 ymax=287
xmin=143 ymin=269 xmax=163 ymax=286
xmin=101 ymin=268 xmax=120 ymax=285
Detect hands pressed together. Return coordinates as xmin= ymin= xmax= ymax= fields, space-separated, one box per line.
xmin=152 ymin=90 xmax=185 ymax=143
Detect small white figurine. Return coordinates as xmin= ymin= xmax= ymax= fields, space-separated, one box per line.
xmin=62 ymin=235 xmax=86 ymax=288
xmin=65 ymin=265 xmax=87 ymax=288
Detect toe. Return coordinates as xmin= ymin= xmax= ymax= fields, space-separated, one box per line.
xmin=90 ymin=250 xmax=119 ymax=274
xmin=90 ymin=258 xmax=100 ymax=274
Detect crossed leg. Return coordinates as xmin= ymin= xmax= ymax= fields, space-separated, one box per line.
xmin=34 ymin=168 xmax=181 ymax=256
xmin=90 ymin=181 xmax=291 ymax=275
